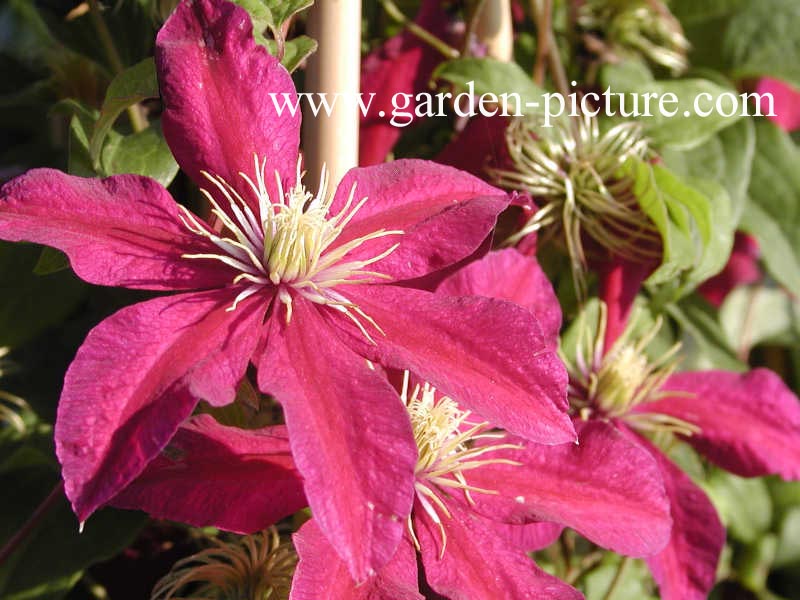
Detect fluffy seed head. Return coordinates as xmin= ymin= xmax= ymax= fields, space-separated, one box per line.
xmin=493 ymin=114 xmax=659 ymax=298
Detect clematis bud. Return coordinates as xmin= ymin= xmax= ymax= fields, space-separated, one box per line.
xmin=578 ymin=0 xmax=690 ymax=74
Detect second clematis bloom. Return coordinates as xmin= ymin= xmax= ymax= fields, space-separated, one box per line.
xmin=289 ymin=372 xmax=672 ymax=600
xmin=565 ymin=303 xmax=800 ymax=600
xmin=0 ymin=0 xmax=575 ymax=582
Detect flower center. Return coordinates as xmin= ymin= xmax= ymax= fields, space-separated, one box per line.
xmin=566 ymin=302 xmax=698 ymax=436
xmin=400 ymin=373 xmax=521 ymax=557
xmin=178 ymin=156 xmax=402 ymax=341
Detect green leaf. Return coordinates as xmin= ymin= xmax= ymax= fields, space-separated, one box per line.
xmin=584 ymin=554 xmax=658 ymax=600
xmin=720 ymin=285 xmax=800 ymax=352
xmin=232 ymin=0 xmax=313 ymax=38
xmin=673 ymin=0 xmax=800 ymax=89
xmin=89 ymin=57 xmax=158 ymax=168
xmin=667 ymin=296 xmax=745 ymax=371
xmin=53 ymin=100 xmax=100 ymax=177
xmin=670 ymin=0 xmax=747 ymax=25
xmin=723 ymin=0 xmax=800 ymax=89
xmin=702 ymin=470 xmax=773 ymax=544
xmin=263 ymin=0 xmax=313 ymax=30
xmin=0 ymin=0 xmax=57 ymax=67
xmin=434 ymin=58 xmax=547 ymax=115
xmin=0 ymin=242 xmax=86 ymax=348
xmin=774 ymin=506 xmax=800 ymax=568
xmin=741 ymin=119 xmax=800 ymax=298
xmin=100 ymin=119 xmax=179 ymax=187
xmin=662 ymin=117 xmax=755 ymax=224
xmin=601 ymin=62 xmax=742 ymax=150
xmin=622 ymin=159 xmax=734 ymax=297
xmin=33 ymin=248 xmax=70 ymax=276
xmin=280 ymin=35 xmax=317 ymax=72
xmin=0 ymin=444 xmax=146 ymax=599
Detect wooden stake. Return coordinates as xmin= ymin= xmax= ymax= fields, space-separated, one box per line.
xmin=475 ymin=0 xmax=514 ymax=62
xmin=302 ymin=0 xmax=362 ymax=191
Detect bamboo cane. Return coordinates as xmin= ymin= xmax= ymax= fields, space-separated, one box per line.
xmin=302 ymin=0 xmax=362 ymax=191
xmin=475 ymin=0 xmax=514 ymax=62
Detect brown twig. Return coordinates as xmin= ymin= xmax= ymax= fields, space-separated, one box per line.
xmin=532 ymin=0 xmax=552 ymax=85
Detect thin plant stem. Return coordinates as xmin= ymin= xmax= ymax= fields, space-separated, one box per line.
xmin=546 ymin=23 xmax=570 ymax=97
xmin=602 ymin=556 xmax=633 ymax=600
xmin=0 ymin=481 xmax=64 ymax=567
xmin=532 ymin=0 xmax=551 ymax=85
xmin=379 ymin=0 xmax=460 ymax=59
xmin=88 ymin=0 xmax=147 ymax=133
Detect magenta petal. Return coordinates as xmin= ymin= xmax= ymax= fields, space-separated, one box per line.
xmin=698 ymin=232 xmax=761 ymax=307
xmin=0 ymin=170 xmax=233 ymax=290
xmin=631 ymin=431 xmax=725 ymax=600
xmin=490 ymin=522 xmax=564 ymax=552
xmin=640 ymin=369 xmax=800 ymax=478
xmin=112 ymin=415 xmax=305 ymax=532
xmin=330 ymin=160 xmax=509 ymax=280
xmin=466 ymin=420 xmax=671 ymax=557
xmin=156 ymin=0 xmax=300 ymax=201
xmin=756 ymin=78 xmax=800 ymax=132
xmin=291 ymin=520 xmax=422 ymax=600
xmin=56 ymin=289 xmax=264 ymax=522
xmin=435 ymin=115 xmax=513 ymax=177
xmin=415 ymin=503 xmax=583 ymax=600
xmin=258 ymin=298 xmax=417 ymax=582
xmin=338 ymin=284 xmax=575 ymax=444
xmin=437 ymin=248 xmax=562 ymax=346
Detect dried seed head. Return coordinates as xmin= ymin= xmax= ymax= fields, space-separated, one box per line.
xmin=151 ymin=528 xmax=297 ymax=600
xmin=493 ymin=114 xmax=660 ymax=298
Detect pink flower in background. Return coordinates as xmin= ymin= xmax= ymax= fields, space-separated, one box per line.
xmin=0 ymin=0 xmax=576 ymax=581
xmin=757 ymin=78 xmax=800 ymax=132
xmin=698 ymin=232 xmax=761 ymax=307
xmin=359 ymin=0 xmax=451 ymax=165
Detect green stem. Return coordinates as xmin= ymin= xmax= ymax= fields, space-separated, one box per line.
xmin=0 ymin=481 xmax=64 ymax=566
xmin=88 ymin=0 xmax=147 ymax=133
xmin=379 ymin=0 xmax=460 ymax=59
xmin=603 ymin=556 xmax=632 ymax=600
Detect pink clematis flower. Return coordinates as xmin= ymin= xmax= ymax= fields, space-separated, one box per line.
xmin=289 ymin=371 xmax=671 ymax=600
xmin=359 ymin=0 xmax=452 ymax=165
xmin=563 ymin=304 xmax=800 ymax=600
xmin=756 ymin=77 xmax=800 ymax=132
xmin=0 ymin=0 xmax=575 ymax=581
xmin=698 ymin=232 xmax=761 ymax=307
xmin=452 ymin=247 xmax=800 ymax=599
